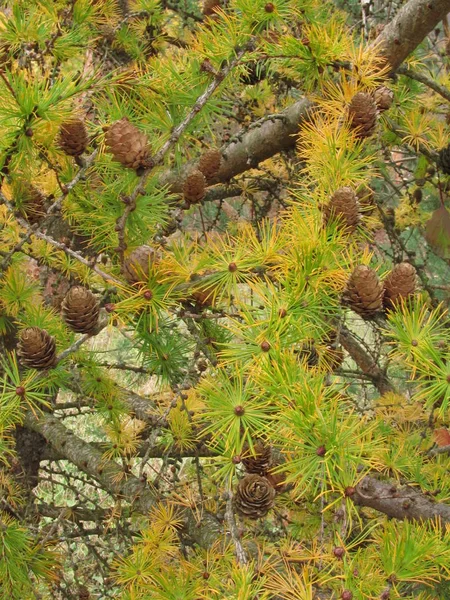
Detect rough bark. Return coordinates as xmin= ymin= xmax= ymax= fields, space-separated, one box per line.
xmin=374 ymin=0 xmax=450 ymax=71
xmin=158 ymin=100 xmax=313 ymax=193
xmin=354 ymin=476 xmax=450 ymax=523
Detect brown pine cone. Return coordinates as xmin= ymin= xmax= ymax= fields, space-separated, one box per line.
xmin=242 ymin=441 xmax=272 ymax=475
xmin=324 ymin=187 xmax=360 ymax=231
xmin=203 ymin=0 xmax=221 ymax=16
xmin=58 ymin=119 xmax=88 ymax=157
xmin=373 ymin=86 xmax=394 ymax=112
xmin=61 ymin=287 xmax=99 ymax=334
xmin=348 ymin=92 xmax=378 ymax=139
xmin=383 ymin=263 xmax=417 ymax=309
xmin=183 ymin=170 xmax=206 ymax=205
xmin=343 ymin=265 xmax=384 ymax=318
xmin=17 ymin=327 xmax=57 ymax=370
xmin=18 ymin=183 xmax=46 ymax=225
xmin=105 ymin=118 xmax=153 ymax=171
xmin=122 ymin=245 xmax=156 ymax=285
xmin=198 ymin=148 xmax=222 ymax=179
xmin=234 ymin=474 xmax=275 ymax=519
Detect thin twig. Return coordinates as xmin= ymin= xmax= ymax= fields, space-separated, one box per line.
xmin=225 ymin=490 xmax=248 ymax=565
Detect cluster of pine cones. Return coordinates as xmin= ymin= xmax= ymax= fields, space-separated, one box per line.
xmin=343 ymin=262 xmax=417 ymax=318
xmin=347 ymin=86 xmax=394 ymax=139
xmin=17 ymin=287 xmax=99 ymax=370
xmin=234 ymin=442 xmax=285 ymax=519
xmin=182 ymin=148 xmax=222 ymax=207
xmin=58 ymin=116 xmax=153 ymax=172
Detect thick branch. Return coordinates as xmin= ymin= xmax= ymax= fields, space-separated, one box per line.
xmin=158 ymin=100 xmax=312 ymax=193
xmin=24 ymin=410 xmax=221 ymax=546
xmin=374 ymin=0 xmax=450 ymax=71
xmin=354 ymin=476 xmax=450 ymax=523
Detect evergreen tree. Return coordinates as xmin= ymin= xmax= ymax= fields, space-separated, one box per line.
xmin=1 ymin=0 xmax=450 ymax=598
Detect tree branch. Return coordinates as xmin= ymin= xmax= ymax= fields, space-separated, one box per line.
xmin=24 ymin=409 xmax=222 ymax=546
xmin=397 ymin=64 xmax=450 ymax=103
xmin=374 ymin=0 xmax=450 ymax=71
xmin=158 ymin=99 xmax=313 ymax=193
xmin=339 ymin=326 xmax=395 ymax=394
xmin=354 ymin=475 xmax=450 ymax=523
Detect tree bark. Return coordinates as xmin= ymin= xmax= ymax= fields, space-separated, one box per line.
xmin=374 ymin=0 xmax=450 ymax=71
xmin=354 ymin=476 xmax=450 ymax=523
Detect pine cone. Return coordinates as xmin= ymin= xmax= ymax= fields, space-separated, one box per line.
xmin=58 ymin=119 xmax=88 ymax=157
xmin=356 ymin=186 xmax=376 ymax=215
xmin=17 ymin=327 xmax=57 ymax=370
xmin=203 ymin=0 xmax=221 ymax=16
xmin=343 ymin=265 xmax=384 ymax=318
xmin=348 ymin=92 xmax=377 ymax=139
xmin=122 ymin=245 xmax=156 ymax=284
xmin=242 ymin=441 xmax=272 ymax=475
xmin=190 ymin=288 xmax=215 ymax=307
xmin=324 ymin=187 xmax=360 ymax=231
xmin=234 ymin=475 xmax=275 ymax=519
xmin=105 ymin=118 xmax=152 ymax=171
xmin=438 ymin=144 xmax=450 ymax=175
xmin=18 ymin=183 xmax=46 ymax=225
xmin=183 ymin=170 xmax=206 ymax=205
xmin=198 ymin=148 xmax=222 ymax=179
xmin=383 ymin=263 xmax=417 ymax=309
xmin=373 ymin=86 xmax=394 ymax=112
xmin=61 ymin=287 xmax=99 ymax=334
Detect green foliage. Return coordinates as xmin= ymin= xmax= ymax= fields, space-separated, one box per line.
xmin=0 ymin=0 xmax=450 ymax=597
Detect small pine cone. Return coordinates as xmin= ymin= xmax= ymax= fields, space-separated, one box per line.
xmin=17 ymin=327 xmax=57 ymax=370
xmin=191 ymin=288 xmax=215 ymax=307
xmin=356 ymin=186 xmax=376 ymax=215
xmin=122 ymin=245 xmax=156 ymax=285
xmin=348 ymin=92 xmax=378 ymax=139
xmin=438 ymin=144 xmax=450 ymax=175
xmin=324 ymin=187 xmax=360 ymax=231
xmin=295 ymin=339 xmax=319 ymax=367
xmin=105 ymin=118 xmax=152 ymax=171
xmin=183 ymin=170 xmax=206 ymax=205
xmin=58 ymin=119 xmax=88 ymax=157
xmin=383 ymin=263 xmax=417 ymax=309
xmin=234 ymin=474 xmax=275 ymax=519
xmin=203 ymin=0 xmax=221 ymax=16
xmin=373 ymin=86 xmax=394 ymax=112
xmin=265 ymin=469 xmax=288 ymax=493
xmin=198 ymin=148 xmax=222 ymax=179
xmin=61 ymin=287 xmax=99 ymax=334
xmin=242 ymin=441 xmax=272 ymax=475
xmin=19 ymin=183 xmax=46 ymax=225
xmin=343 ymin=265 xmax=384 ymax=318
